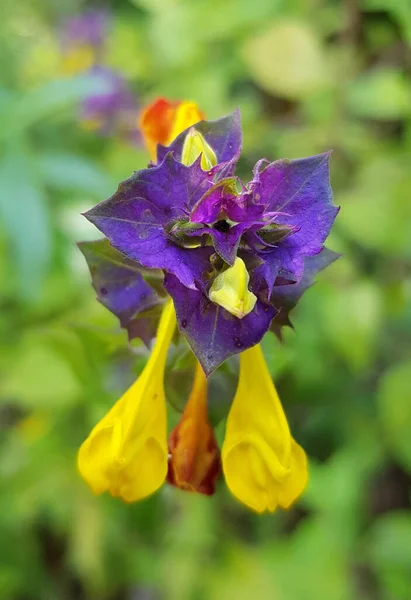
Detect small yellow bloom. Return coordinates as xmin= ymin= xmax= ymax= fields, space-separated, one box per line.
xmin=181 ymin=128 xmax=217 ymax=171
xmin=77 ymin=300 xmax=176 ymax=502
xmin=139 ymin=98 xmax=204 ymax=160
xmin=81 ymin=116 xmax=105 ymax=132
xmin=60 ymin=45 xmax=96 ymax=76
xmin=209 ymin=257 xmax=257 ymax=319
xmin=222 ymin=344 xmax=308 ymax=513
xmin=168 ymin=361 xmax=221 ymax=495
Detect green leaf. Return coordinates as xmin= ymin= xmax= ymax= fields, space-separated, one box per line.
xmin=0 ymin=75 xmax=112 ymax=140
xmin=242 ymin=20 xmax=330 ymax=100
xmin=378 ymin=360 xmax=411 ymax=472
xmin=366 ymin=512 xmax=411 ymax=599
xmin=36 ymin=153 xmax=114 ymax=196
xmin=322 ymin=280 xmax=382 ymax=371
xmin=347 ymin=69 xmax=411 ymax=120
xmin=0 ymin=150 xmax=51 ymax=297
xmin=338 ymin=157 xmax=411 ymax=258
xmin=0 ymin=333 xmax=81 ymax=410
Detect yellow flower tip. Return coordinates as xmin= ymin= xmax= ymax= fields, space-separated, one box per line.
xmin=80 ymin=116 xmax=105 ymax=132
xmin=222 ymin=344 xmax=308 ymax=514
xmin=77 ymin=300 xmax=177 ymax=502
xmin=139 ymin=98 xmax=204 ymax=160
xmin=167 ymin=101 xmax=205 ymax=145
xmin=209 ymin=257 xmax=257 ymax=319
xmin=181 ymin=128 xmax=217 ymax=170
xmin=60 ymin=45 xmax=95 ymax=76
xmin=167 ymin=361 xmax=221 ymax=496
xmin=17 ymin=412 xmax=49 ymax=443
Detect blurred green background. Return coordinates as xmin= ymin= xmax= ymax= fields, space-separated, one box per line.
xmin=1 ymin=0 xmax=411 ymax=599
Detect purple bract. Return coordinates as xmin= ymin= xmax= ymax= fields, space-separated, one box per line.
xmin=81 ymin=110 xmax=339 ymax=373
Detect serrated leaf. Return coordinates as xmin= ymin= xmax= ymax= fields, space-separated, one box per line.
xmin=78 ymin=239 xmax=161 ymax=345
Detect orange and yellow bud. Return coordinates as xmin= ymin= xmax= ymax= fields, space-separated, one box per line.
xmin=222 ymin=344 xmax=308 ymax=513
xmin=139 ymin=98 xmax=204 ymax=160
xmin=77 ymin=300 xmax=176 ymax=502
xmin=167 ymin=361 xmax=221 ymax=495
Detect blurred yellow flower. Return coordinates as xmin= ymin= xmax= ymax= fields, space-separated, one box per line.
xmin=222 ymin=344 xmax=308 ymax=513
xmin=60 ymin=45 xmax=96 ymax=76
xmin=77 ymin=300 xmax=176 ymax=502
xmin=17 ymin=411 xmax=50 ymax=443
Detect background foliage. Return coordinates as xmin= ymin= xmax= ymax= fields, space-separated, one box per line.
xmin=1 ymin=0 xmax=411 ymax=598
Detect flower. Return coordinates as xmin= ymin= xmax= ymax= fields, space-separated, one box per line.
xmin=60 ymin=10 xmax=108 ymax=76
xmin=222 ymin=344 xmax=308 ymax=513
xmin=59 ymin=11 xmax=139 ymax=142
xmin=85 ymin=109 xmax=338 ymax=374
xmin=77 ymin=299 xmax=175 ymax=502
xmin=139 ymin=98 xmax=204 ymax=160
xmin=79 ymin=98 xmax=339 ymax=512
xmin=167 ymin=361 xmax=221 ymax=495
xmin=80 ymin=67 xmax=139 ymax=142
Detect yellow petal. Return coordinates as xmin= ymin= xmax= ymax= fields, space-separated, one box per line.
xmin=222 ymin=344 xmax=308 ymax=513
xmin=166 ymin=101 xmax=204 ymax=145
xmin=139 ymin=98 xmax=204 ymax=160
xmin=209 ymin=257 xmax=257 ymax=319
xmin=78 ymin=300 xmax=176 ymax=502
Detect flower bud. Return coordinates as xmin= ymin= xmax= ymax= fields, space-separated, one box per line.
xmin=167 ymin=362 xmax=221 ymax=495
xmin=181 ymin=128 xmax=217 ymax=171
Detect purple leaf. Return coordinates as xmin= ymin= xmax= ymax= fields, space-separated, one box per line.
xmin=251 ymin=153 xmax=339 ymax=281
xmin=84 ymin=154 xmax=215 ymax=289
xmin=78 ymin=238 xmax=160 ymax=344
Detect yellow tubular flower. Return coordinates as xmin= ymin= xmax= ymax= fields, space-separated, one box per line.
xmin=222 ymin=344 xmax=308 ymax=514
xmin=78 ymin=300 xmax=176 ymax=502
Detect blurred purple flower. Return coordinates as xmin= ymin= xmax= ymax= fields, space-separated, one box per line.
xmin=61 ymin=9 xmax=109 ymax=57
xmin=80 ymin=67 xmax=140 ymax=143
xmin=59 ymin=10 xmax=140 ymax=143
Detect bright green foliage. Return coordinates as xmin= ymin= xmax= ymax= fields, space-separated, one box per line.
xmin=1 ymin=1 xmax=411 ymax=599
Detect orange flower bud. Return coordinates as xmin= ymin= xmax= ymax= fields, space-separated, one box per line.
xmin=139 ymin=98 xmax=204 ymax=160
xmin=167 ymin=362 xmax=221 ymax=495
